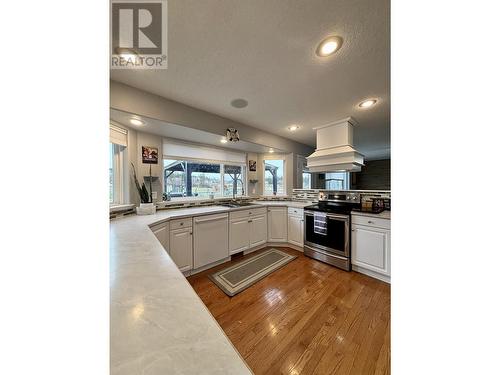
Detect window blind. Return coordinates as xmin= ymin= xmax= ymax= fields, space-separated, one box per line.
xmin=110 ymin=123 xmax=128 ymax=146
xmin=163 ymin=138 xmax=246 ymax=164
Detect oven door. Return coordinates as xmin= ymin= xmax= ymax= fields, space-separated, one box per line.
xmin=304 ymin=211 xmax=350 ymax=258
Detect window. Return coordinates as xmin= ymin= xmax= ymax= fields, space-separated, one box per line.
xmin=109 ymin=142 xmax=124 ymax=205
xmin=223 ymin=165 xmax=245 ymax=197
xmin=302 ymin=172 xmax=312 ymax=189
xmin=264 ymin=159 xmax=285 ymax=195
xmin=109 ymin=143 xmax=114 ymax=203
xmin=324 ymin=172 xmax=349 ymax=190
xmin=164 ymin=159 xmax=246 ymax=198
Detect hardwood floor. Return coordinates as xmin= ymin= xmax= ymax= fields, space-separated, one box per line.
xmin=187 ymin=247 xmax=390 ymax=375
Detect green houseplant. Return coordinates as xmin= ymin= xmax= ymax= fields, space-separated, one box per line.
xmin=131 ymin=163 xmax=151 ymax=203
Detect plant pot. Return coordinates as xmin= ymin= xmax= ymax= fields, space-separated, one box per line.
xmin=136 ymin=203 xmax=156 ymax=215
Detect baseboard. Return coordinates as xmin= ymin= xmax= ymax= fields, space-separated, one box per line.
xmin=186 ymin=257 xmax=231 ymax=276
xmin=352 ymin=265 xmax=391 ymax=284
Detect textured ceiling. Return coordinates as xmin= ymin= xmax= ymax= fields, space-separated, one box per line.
xmin=111 ymin=0 xmax=390 ymax=159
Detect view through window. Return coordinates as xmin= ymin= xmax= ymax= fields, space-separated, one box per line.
xmin=264 ymin=159 xmax=285 ymax=195
xmin=325 ymin=172 xmax=349 ymax=190
xmin=109 ymin=143 xmax=114 ymax=203
xmin=164 ymin=159 xmax=246 ymax=198
xmin=302 ymin=172 xmax=311 ymax=189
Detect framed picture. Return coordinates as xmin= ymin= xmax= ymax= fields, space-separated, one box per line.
xmin=249 ymin=160 xmax=257 ymax=171
xmin=142 ymin=146 xmax=159 ymax=164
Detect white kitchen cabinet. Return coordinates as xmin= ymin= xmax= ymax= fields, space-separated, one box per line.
xmin=287 ymin=214 xmax=304 ymax=247
xmin=229 ymin=217 xmax=250 ymax=254
xmin=351 ymin=218 xmax=391 ymax=282
xmin=249 ymin=213 xmax=267 ymax=248
xmin=193 ymin=213 xmax=229 ymax=269
xmin=267 ymin=207 xmax=288 ymax=242
xmin=151 ymin=222 xmax=169 ymax=250
xmin=169 ymin=227 xmax=193 ymax=272
xmin=229 ymin=210 xmax=267 ymax=254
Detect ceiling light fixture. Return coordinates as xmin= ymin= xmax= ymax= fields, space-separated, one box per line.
xmin=130 ymin=118 xmax=145 ymax=126
xmin=115 ymin=47 xmax=138 ymax=60
xmin=287 ymin=124 xmax=300 ymax=132
xmin=220 ymin=138 xmax=228 ymax=144
xmin=269 ymin=148 xmax=274 ymax=153
xmin=358 ymin=99 xmax=378 ymax=108
xmin=316 ymin=36 xmax=343 ymax=57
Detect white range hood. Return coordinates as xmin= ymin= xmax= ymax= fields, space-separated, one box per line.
xmin=306 ymin=117 xmax=364 ymax=172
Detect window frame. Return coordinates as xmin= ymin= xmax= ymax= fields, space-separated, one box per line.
xmin=110 ymin=143 xmax=125 ymax=206
xmin=262 ymin=157 xmax=286 ymax=196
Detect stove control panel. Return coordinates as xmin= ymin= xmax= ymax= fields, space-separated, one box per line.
xmin=318 ymin=191 xmax=360 ymax=203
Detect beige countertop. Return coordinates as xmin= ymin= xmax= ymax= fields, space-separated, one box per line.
xmin=351 ymin=210 xmax=391 ymax=220
xmin=110 ymin=201 xmax=311 ymax=374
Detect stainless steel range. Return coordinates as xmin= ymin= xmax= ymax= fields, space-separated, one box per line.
xmin=303 ymin=191 xmax=361 ymax=271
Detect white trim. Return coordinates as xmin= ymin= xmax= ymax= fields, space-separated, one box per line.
xmin=110 ymin=143 xmax=125 ymax=205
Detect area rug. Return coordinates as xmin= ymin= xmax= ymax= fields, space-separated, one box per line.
xmin=208 ymin=249 xmax=297 ymax=297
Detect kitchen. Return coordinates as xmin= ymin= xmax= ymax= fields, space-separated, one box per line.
xmin=6 ymin=1 xmax=500 ymax=375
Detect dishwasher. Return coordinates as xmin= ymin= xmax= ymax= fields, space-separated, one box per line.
xmin=193 ymin=213 xmax=229 ymax=269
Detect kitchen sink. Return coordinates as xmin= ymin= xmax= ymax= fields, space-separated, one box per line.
xmin=219 ymin=202 xmax=255 ymax=208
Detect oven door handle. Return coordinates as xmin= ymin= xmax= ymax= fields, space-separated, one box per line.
xmin=304 ymin=211 xmax=349 ymax=221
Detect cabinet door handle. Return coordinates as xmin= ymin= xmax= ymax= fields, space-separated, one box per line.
xmin=180 ymin=222 xmax=184 ymax=226
xmin=368 ymin=220 xmax=374 ymax=224
xmin=248 ymin=220 xmax=253 ymax=223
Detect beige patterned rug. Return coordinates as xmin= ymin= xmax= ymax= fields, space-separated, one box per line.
xmin=208 ymin=249 xmax=297 ymax=297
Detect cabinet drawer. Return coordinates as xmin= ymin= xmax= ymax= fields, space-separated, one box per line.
xmin=230 ymin=209 xmax=250 ymax=221
xmin=170 ymin=217 xmax=193 ymax=230
xmin=287 ymin=207 xmax=303 ymax=217
xmin=351 ymin=214 xmax=390 ymax=229
xmin=230 ymin=207 xmax=266 ymax=221
xmin=249 ymin=207 xmax=266 ymax=217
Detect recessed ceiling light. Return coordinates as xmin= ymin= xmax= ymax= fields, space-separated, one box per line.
xmin=230 ymin=98 xmax=248 ymax=108
xmin=130 ymin=118 xmax=145 ymax=126
xmin=269 ymin=148 xmax=274 ymax=153
xmin=358 ymin=99 xmax=378 ymax=108
xmin=287 ymin=124 xmax=300 ymax=132
xmin=316 ymin=36 xmax=343 ymax=57
xmin=220 ymin=138 xmax=228 ymax=144
xmin=115 ymin=47 xmax=138 ymax=60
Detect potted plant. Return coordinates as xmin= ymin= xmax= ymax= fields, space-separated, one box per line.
xmin=131 ymin=163 xmax=156 ymax=214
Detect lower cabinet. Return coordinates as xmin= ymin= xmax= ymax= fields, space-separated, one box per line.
xmin=229 ymin=212 xmax=267 ymax=254
xmin=169 ymin=227 xmax=193 ymax=272
xmin=267 ymin=207 xmax=288 ymax=242
xmin=193 ymin=213 xmax=229 ymax=269
xmin=229 ymin=217 xmax=250 ymax=254
xmin=151 ymin=222 xmax=169 ymax=250
xmin=351 ymin=221 xmax=391 ymax=282
xmin=249 ymin=214 xmax=267 ymax=248
xmin=287 ymin=214 xmax=304 ymax=247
